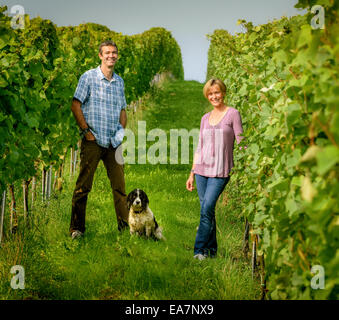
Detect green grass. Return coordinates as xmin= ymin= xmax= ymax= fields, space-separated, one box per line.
xmin=0 ymin=79 xmax=260 ymax=300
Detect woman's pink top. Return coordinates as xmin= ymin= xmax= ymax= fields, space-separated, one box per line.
xmin=193 ymin=107 xmax=244 ymax=178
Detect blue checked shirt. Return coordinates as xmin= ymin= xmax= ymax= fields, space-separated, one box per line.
xmin=73 ymin=66 xmax=126 ymax=148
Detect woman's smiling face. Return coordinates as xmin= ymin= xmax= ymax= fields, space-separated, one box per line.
xmin=207 ymin=84 xmax=225 ymax=108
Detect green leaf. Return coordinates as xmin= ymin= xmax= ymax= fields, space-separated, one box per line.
xmin=264 ymin=126 xmax=279 ymax=141
xmin=301 ymin=176 xmax=317 ymax=202
xmin=330 ymin=111 xmax=339 ymax=144
xmin=285 ymin=198 xmax=299 ymax=215
xmin=0 ymin=75 xmax=8 ymax=87
xmin=286 ymin=103 xmax=302 ymax=128
xmin=297 ymin=25 xmax=312 ymax=49
xmin=72 ymin=37 xmax=81 ymax=47
xmin=272 ymin=50 xmax=288 ymax=65
xmin=238 ymin=84 xmax=247 ymax=96
xmin=267 ymin=177 xmax=289 ymax=191
xmin=286 ymin=148 xmax=301 ymax=168
xmin=316 ymin=145 xmax=339 ymax=175
xmin=300 ymin=145 xmax=321 ymax=163
xmin=249 ymin=143 xmax=259 ymax=155
xmin=25 ymin=114 xmax=39 ymax=128
xmin=253 ymin=211 xmax=268 ymax=226
xmin=291 ymin=176 xmax=303 ymax=187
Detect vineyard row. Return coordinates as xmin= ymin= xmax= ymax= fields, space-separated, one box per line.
xmin=207 ymin=0 xmax=339 ymax=299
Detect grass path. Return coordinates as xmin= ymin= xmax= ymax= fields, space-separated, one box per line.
xmin=0 ymin=79 xmax=260 ymax=300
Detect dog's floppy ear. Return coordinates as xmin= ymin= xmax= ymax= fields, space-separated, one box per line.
xmin=139 ymin=189 xmax=149 ymax=210
xmin=144 ymin=192 xmax=149 ymax=205
xmin=127 ymin=189 xmax=135 ymax=210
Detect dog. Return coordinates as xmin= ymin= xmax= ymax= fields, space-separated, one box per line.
xmin=127 ymin=189 xmax=165 ymax=241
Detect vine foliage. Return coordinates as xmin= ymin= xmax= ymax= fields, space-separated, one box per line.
xmin=207 ymin=0 xmax=338 ymax=299
xmin=0 ymin=6 xmax=184 ymax=191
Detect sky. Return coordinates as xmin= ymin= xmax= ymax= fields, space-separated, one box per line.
xmin=1 ymin=0 xmax=305 ymax=82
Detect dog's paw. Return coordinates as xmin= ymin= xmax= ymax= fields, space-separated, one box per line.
xmin=154 ymin=227 xmax=166 ymax=241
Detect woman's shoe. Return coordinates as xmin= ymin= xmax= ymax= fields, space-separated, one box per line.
xmin=193 ymin=254 xmax=207 ymax=261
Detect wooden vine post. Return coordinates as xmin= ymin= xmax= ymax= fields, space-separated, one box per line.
xmin=0 ymin=190 xmax=6 ymax=245
xmin=42 ymin=168 xmax=46 ymax=202
xmin=31 ymin=176 xmax=36 ymax=210
xmin=58 ymin=164 xmax=63 ymax=191
xmin=46 ymin=165 xmax=52 ymax=201
xmin=23 ymin=179 xmax=31 ymax=224
xmin=70 ymin=147 xmax=74 ymax=176
xmin=9 ymin=185 xmax=17 ymax=234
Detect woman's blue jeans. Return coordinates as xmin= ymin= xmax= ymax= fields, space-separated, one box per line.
xmin=194 ymin=174 xmax=230 ymax=257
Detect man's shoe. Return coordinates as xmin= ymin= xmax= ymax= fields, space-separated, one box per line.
xmin=71 ymin=230 xmax=83 ymax=240
xmin=193 ymin=254 xmax=207 ymax=261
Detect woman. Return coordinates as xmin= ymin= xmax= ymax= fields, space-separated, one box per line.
xmin=186 ymin=78 xmax=244 ymax=260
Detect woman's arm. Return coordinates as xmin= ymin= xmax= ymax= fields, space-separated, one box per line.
xmin=186 ymin=117 xmax=204 ymax=191
xmin=186 ymin=119 xmax=204 ymax=192
xmin=186 ymin=170 xmax=195 ymax=192
xmin=233 ymin=110 xmax=244 ymax=145
xmin=186 ymin=149 xmax=199 ymax=191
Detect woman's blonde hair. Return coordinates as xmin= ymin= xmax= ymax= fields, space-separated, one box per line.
xmin=203 ymin=78 xmax=227 ymax=99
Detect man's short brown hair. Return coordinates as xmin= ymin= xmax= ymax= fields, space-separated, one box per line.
xmin=99 ymin=40 xmax=118 ymax=54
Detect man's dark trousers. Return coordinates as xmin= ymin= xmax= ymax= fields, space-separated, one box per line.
xmin=70 ymin=138 xmax=129 ymax=234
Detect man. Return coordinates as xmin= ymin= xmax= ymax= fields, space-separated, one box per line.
xmin=69 ymin=40 xmax=129 ymax=239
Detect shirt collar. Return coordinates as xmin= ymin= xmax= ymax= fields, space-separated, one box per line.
xmin=96 ymin=65 xmax=116 ymax=82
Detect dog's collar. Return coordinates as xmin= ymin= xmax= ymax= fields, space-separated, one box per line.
xmin=133 ymin=209 xmax=143 ymax=214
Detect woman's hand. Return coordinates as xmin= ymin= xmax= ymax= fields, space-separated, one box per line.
xmin=186 ymin=173 xmax=195 ymax=192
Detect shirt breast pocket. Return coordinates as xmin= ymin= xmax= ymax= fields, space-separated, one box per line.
xmin=90 ymin=88 xmax=105 ymax=104
xmin=111 ymin=86 xmax=124 ymax=108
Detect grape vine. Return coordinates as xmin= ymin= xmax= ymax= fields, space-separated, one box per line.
xmin=207 ymin=0 xmax=338 ymax=299
xmin=0 ymin=6 xmax=184 ymax=192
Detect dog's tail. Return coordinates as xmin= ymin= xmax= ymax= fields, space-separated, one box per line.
xmin=154 ymin=218 xmax=166 ymax=241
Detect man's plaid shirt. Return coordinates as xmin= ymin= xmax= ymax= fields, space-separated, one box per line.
xmin=73 ymin=66 xmax=126 ymax=148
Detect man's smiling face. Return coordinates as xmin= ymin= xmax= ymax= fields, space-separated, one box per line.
xmin=99 ymin=45 xmax=118 ymax=69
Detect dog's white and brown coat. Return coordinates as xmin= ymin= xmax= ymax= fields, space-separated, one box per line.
xmin=127 ymin=189 xmax=165 ymax=240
